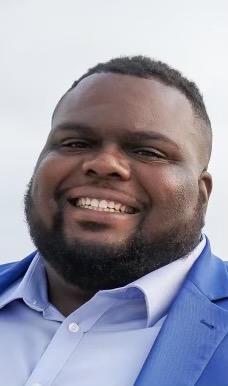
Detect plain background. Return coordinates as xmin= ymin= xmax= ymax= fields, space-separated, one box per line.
xmin=0 ymin=0 xmax=227 ymax=263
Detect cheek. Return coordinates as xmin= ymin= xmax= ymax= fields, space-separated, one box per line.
xmin=33 ymin=153 xmax=76 ymax=191
xmin=139 ymin=166 xmax=199 ymax=216
xmin=32 ymin=155 xmax=59 ymax=196
xmin=31 ymin=154 xmax=75 ymax=220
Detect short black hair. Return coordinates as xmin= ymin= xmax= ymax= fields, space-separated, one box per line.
xmin=53 ymin=55 xmax=212 ymax=157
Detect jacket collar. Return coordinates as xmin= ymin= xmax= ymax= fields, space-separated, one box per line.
xmin=0 ymin=251 xmax=36 ymax=294
xmin=187 ymin=236 xmax=228 ymax=301
xmin=134 ymin=237 xmax=228 ymax=386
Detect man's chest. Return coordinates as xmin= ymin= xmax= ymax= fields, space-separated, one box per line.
xmin=0 ymin=298 xmax=162 ymax=386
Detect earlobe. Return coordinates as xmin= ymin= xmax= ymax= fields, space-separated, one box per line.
xmin=199 ymin=170 xmax=213 ymax=207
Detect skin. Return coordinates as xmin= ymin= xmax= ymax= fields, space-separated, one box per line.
xmin=30 ymin=73 xmax=212 ymax=315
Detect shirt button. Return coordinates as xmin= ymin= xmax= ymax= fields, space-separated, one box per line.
xmin=68 ymin=322 xmax=80 ymax=332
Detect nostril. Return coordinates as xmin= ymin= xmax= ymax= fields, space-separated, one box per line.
xmin=82 ymin=154 xmax=131 ymax=180
xmin=86 ymin=169 xmax=122 ymax=178
xmin=87 ymin=169 xmax=98 ymax=176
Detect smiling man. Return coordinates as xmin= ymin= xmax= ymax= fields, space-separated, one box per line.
xmin=0 ymin=56 xmax=227 ymax=386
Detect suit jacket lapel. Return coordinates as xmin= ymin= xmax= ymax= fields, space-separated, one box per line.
xmin=135 ymin=239 xmax=228 ymax=386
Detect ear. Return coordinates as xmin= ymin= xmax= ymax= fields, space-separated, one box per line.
xmin=198 ymin=170 xmax=213 ymax=210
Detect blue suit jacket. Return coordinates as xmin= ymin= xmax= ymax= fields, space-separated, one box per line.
xmin=1 ymin=239 xmax=228 ymax=386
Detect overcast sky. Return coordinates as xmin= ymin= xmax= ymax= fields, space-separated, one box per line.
xmin=0 ymin=0 xmax=227 ymax=263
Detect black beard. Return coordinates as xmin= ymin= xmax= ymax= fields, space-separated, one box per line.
xmin=24 ymin=180 xmax=205 ymax=291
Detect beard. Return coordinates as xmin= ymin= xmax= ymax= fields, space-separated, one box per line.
xmin=24 ymin=179 xmax=205 ymax=292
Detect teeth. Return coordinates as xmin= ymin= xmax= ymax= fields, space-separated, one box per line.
xmin=99 ymin=200 xmax=108 ymax=209
xmin=114 ymin=203 xmax=121 ymax=210
xmin=120 ymin=205 xmax=126 ymax=212
xmin=73 ymin=197 xmax=135 ymax=214
xmin=91 ymin=199 xmax=99 ymax=207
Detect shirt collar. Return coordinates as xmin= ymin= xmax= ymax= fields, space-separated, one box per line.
xmin=132 ymin=234 xmax=206 ymax=326
xmin=100 ymin=235 xmax=206 ymax=327
xmin=0 ymin=235 xmax=206 ymax=327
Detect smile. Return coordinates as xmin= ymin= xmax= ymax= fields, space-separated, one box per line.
xmin=69 ymin=197 xmax=136 ymax=214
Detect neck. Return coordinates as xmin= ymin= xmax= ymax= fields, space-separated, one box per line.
xmin=45 ymin=262 xmax=96 ymax=316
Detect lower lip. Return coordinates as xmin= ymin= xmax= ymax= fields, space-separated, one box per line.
xmin=66 ymin=202 xmax=139 ymax=223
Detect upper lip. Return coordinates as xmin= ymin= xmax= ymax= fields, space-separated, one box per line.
xmin=66 ymin=187 xmax=143 ymax=212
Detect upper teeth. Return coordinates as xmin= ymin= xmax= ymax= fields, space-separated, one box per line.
xmin=75 ymin=197 xmax=134 ymax=214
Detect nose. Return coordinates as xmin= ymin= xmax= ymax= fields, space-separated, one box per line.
xmin=82 ymin=146 xmax=131 ymax=180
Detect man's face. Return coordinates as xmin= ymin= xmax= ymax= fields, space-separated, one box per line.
xmin=25 ymin=74 xmax=212 ymax=290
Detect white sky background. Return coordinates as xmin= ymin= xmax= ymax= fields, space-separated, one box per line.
xmin=0 ymin=0 xmax=227 ymax=263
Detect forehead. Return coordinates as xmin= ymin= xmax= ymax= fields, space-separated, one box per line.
xmin=52 ymin=73 xmax=195 ymax=141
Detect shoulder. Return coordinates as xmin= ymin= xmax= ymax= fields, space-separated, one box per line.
xmin=0 ymin=252 xmax=37 ymax=272
xmin=218 ymin=257 xmax=228 ymax=271
xmin=0 ymin=261 xmax=17 ymax=273
xmin=0 ymin=251 xmax=37 ymax=293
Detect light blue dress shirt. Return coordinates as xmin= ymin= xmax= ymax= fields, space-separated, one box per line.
xmin=0 ymin=237 xmax=205 ymax=386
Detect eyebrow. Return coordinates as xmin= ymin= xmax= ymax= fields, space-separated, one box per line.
xmin=53 ymin=123 xmax=94 ymax=135
xmin=53 ymin=122 xmax=179 ymax=148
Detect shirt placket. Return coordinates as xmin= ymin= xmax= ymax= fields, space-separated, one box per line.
xmin=24 ymin=296 xmax=118 ymax=386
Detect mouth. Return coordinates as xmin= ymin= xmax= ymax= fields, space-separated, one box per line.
xmin=68 ymin=197 xmax=138 ymax=214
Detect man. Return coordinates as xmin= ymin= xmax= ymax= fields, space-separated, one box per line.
xmin=0 ymin=56 xmax=227 ymax=386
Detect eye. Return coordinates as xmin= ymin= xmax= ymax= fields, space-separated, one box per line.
xmin=131 ymin=148 xmax=166 ymax=161
xmin=61 ymin=139 xmax=92 ymax=150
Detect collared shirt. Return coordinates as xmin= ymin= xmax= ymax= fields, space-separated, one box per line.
xmin=0 ymin=236 xmax=206 ymax=386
